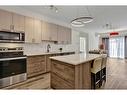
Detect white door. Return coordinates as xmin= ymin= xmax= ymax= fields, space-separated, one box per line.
xmin=80 ymin=37 xmax=86 ymax=53
xmin=109 ymin=37 xmax=125 ymax=58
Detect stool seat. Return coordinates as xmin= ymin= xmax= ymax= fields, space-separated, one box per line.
xmin=91 ymin=57 xmax=102 ymax=74
xmin=91 ymin=57 xmax=103 ymax=89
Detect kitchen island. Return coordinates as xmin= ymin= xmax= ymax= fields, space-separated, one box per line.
xmin=50 ymin=53 xmax=104 ymax=89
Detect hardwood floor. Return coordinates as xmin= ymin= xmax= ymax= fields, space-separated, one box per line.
xmin=103 ymin=58 xmax=127 ymax=89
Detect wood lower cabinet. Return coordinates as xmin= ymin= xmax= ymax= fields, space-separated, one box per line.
xmin=27 ymin=55 xmax=46 ymax=78
xmin=51 ymin=60 xmax=91 ymax=89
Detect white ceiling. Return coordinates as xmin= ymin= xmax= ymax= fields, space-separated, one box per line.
xmin=2 ymin=6 xmax=127 ymax=33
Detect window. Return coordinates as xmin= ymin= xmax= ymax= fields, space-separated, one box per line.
xmin=109 ymin=37 xmax=125 ymax=58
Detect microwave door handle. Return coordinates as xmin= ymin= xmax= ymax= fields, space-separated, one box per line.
xmin=0 ymin=57 xmax=27 ymax=61
xmin=20 ymin=33 xmax=22 ymax=40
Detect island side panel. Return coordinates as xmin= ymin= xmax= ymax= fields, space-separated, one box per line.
xmin=82 ymin=61 xmax=92 ymax=89
xmin=74 ymin=64 xmax=83 ymax=89
xmin=74 ymin=61 xmax=92 ymax=89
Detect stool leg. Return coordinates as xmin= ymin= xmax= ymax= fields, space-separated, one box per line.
xmin=104 ymin=68 xmax=106 ymax=81
xmin=91 ymin=73 xmax=96 ymax=89
xmin=99 ymin=71 xmax=102 ymax=87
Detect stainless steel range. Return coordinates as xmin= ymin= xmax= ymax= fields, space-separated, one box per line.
xmin=0 ymin=47 xmax=27 ymax=88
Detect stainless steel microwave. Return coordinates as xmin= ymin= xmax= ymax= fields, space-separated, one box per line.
xmin=0 ymin=31 xmax=25 ymax=43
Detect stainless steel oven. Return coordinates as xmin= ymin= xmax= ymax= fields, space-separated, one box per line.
xmin=0 ymin=47 xmax=27 ymax=88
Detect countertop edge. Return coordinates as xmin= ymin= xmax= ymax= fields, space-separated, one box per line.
xmin=50 ymin=54 xmax=105 ymax=65
xmin=26 ymin=51 xmax=75 ymax=57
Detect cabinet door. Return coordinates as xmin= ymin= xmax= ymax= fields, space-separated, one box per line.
xmin=25 ymin=16 xmax=34 ymax=43
xmin=12 ymin=13 xmax=25 ymax=32
xmin=58 ymin=25 xmax=68 ymax=44
xmin=49 ymin=23 xmax=58 ymax=41
xmin=57 ymin=25 xmax=64 ymax=44
xmin=65 ymin=28 xmax=72 ymax=44
xmin=42 ymin=21 xmax=58 ymax=41
xmin=58 ymin=25 xmax=72 ymax=44
xmin=0 ymin=9 xmax=12 ymax=30
xmin=34 ymin=19 xmax=42 ymax=43
xmin=41 ymin=21 xmax=50 ymax=41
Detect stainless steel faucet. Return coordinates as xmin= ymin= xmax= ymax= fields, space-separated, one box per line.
xmin=47 ymin=44 xmax=51 ymax=52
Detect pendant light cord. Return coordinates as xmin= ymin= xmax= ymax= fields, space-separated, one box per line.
xmin=86 ymin=6 xmax=92 ymax=17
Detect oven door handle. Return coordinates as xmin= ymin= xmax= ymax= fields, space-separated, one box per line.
xmin=0 ymin=57 xmax=27 ymax=61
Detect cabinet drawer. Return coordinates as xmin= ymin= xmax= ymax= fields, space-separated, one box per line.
xmin=51 ymin=73 xmax=74 ymax=89
xmin=27 ymin=56 xmax=45 ymax=62
xmin=51 ymin=60 xmax=75 ymax=84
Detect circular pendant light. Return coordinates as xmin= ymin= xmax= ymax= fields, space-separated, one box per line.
xmin=71 ymin=19 xmax=84 ymax=27
xmin=71 ymin=16 xmax=93 ymax=27
xmin=71 ymin=7 xmax=93 ymax=27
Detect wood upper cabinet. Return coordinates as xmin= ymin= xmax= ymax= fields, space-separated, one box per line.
xmin=49 ymin=23 xmax=58 ymax=41
xmin=57 ymin=25 xmax=71 ymax=44
xmin=12 ymin=13 xmax=25 ymax=32
xmin=33 ymin=19 xmax=42 ymax=43
xmin=41 ymin=21 xmax=50 ymax=41
xmin=25 ymin=17 xmax=42 ymax=43
xmin=65 ymin=28 xmax=72 ymax=44
xmin=0 ymin=9 xmax=25 ymax=32
xmin=57 ymin=25 xmax=65 ymax=43
xmin=0 ymin=9 xmax=12 ymax=30
xmin=25 ymin=16 xmax=34 ymax=43
xmin=42 ymin=21 xmax=58 ymax=41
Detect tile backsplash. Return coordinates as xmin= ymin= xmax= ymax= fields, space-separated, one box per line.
xmin=23 ymin=42 xmax=79 ymax=55
xmin=23 ymin=30 xmax=80 ymax=55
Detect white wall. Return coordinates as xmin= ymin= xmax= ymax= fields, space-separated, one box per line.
xmin=88 ymin=32 xmax=99 ymax=50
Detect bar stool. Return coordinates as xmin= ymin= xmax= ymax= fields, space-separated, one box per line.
xmin=101 ymin=56 xmax=107 ymax=82
xmin=91 ymin=57 xmax=103 ymax=89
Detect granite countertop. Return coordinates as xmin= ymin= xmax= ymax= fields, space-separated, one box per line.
xmin=50 ymin=53 xmax=106 ymax=65
xmin=25 ymin=51 xmax=75 ymax=56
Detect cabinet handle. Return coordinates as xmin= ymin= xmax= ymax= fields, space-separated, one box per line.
xmin=10 ymin=25 xmax=14 ymax=30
